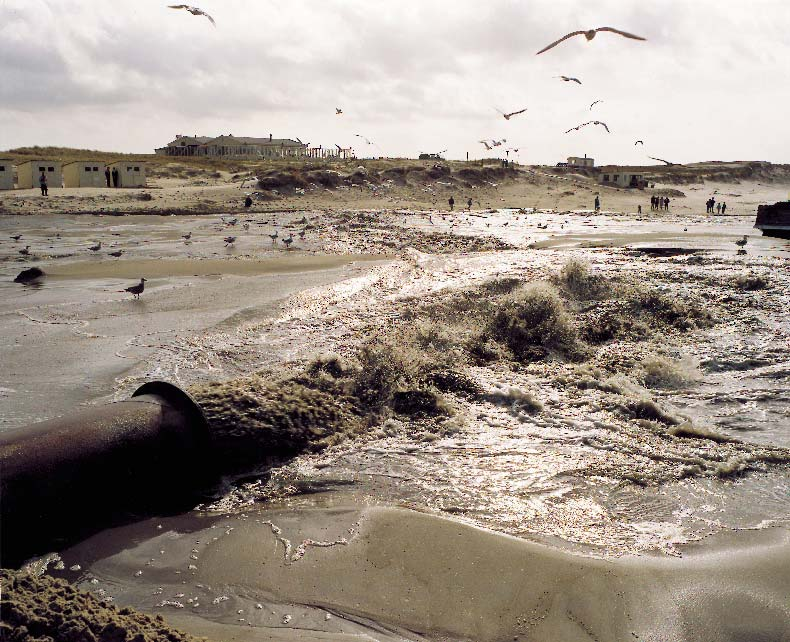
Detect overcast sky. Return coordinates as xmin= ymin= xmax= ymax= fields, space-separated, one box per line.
xmin=1 ymin=0 xmax=788 ymax=164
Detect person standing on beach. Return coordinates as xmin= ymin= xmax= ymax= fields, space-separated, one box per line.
xmin=104 ymin=167 xmax=111 ymax=187
xmin=716 ymin=202 xmax=721 ymax=214
xmin=638 ymin=204 xmax=642 ymax=214
xmin=39 ymin=172 xmax=48 ymax=196
xmin=722 ymin=202 xmax=727 ymax=214
xmin=467 ymin=197 xmax=473 ymax=211
xmin=448 ymin=196 xmax=454 ymax=211
xmin=664 ymin=197 xmax=670 ymax=210
xmin=594 ymin=195 xmax=600 ymax=212
xmin=111 ymin=167 xmax=119 ymax=188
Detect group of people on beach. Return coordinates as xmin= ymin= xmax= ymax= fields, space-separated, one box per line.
xmin=706 ymin=198 xmax=727 ymax=214
xmin=448 ymin=196 xmax=474 ymax=211
xmin=38 ymin=166 xmax=122 ymax=196
xmin=650 ymin=195 xmax=671 ymax=210
xmin=105 ymin=167 xmax=120 ymax=188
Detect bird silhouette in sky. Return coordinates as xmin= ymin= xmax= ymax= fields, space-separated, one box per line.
xmin=168 ymin=5 xmax=215 ymax=26
xmin=537 ymin=27 xmax=646 ymax=55
xmin=565 ymin=120 xmax=610 ymax=134
xmin=496 ymin=107 xmax=528 ymax=120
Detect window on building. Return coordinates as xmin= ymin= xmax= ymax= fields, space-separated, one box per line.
xmin=85 ymin=167 xmax=92 ymax=171
xmin=0 ymin=166 xmax=5 ymax=171
xmin=127 ymin=167 xmax=133 ymax=171
xmin=93 ymin=167 xmax=99 ymax=171
xmin=603 ymin=174 xmax=609 ymax=181
xmin=39 ymin=167 xmax=45 ymax=172
xmin=613 ymin=174 xmax=619 ymax=181
xmin=134 ymin=167 xmax=140 ymax=172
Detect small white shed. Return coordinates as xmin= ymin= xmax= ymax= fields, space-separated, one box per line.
xmin=63 ymin=161 xmax=107 ymax=188
xmin=0 ymin=159 xmax=13 ymax=190
xmin=16 ymin=160 xmax=62 ymax=190
xmin=108 ymin=161 xmax=146 ymax=187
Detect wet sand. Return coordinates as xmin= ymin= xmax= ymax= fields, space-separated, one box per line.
xmin=50 ymin=505 xmax=790 ymax=642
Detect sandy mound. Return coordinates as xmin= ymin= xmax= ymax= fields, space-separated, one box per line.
xmin=0 ymin=569 xmax=201 ymax=642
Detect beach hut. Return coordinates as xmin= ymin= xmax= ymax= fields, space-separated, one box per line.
xmin=598 ymin=168 xmax=647 ymax=189
xmin=63 ymin=161 xmax=107 ymax=188
xmin=0 ymin=159 xmax=13 ymax=190
xmin=568 ymin=155 xmax=595 ymax=168
xmin=16 ymin=160 xmax=62 ymax=190
xmin=107 ymin=161 xmax=146 ymax=187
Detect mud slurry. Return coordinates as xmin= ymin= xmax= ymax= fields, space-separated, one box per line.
xmin=188 ymin=251 xmax=789 ymax=554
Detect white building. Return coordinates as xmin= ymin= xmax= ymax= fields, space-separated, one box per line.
xmin=156 ymin=134 xmax=308 ymax=159
xmin=107 ymin=161 xmax=146 ymax=187
xmin=16 ymin=160 xmax=62 ymax=190
xmin=0 ymin=159 xmax=13 ymax=190
xmin=568 ymin=155 xmax=595 ymax=168
xmin=598 ymin=168 xmax=647 ymax=189
xmin=63 ymin=161 xmax=107 ymax=188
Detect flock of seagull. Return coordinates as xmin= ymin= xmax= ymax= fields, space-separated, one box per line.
xmin=477 ymin=25 xmax=654 ymax=156
xmin=165 ymin=5 xmax=650 ymax=157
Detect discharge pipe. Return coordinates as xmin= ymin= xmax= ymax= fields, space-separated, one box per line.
xmin=0 ymin=382 xmax=213 ymax=567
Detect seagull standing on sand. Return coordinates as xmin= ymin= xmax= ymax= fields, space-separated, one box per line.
xmin=88 ymin=241 xmax=101 ymax=252
xmin=182 ymin=232 xmax=192 ymax=241
xmin=18 ymin=246 xmax=31 ymax=256
xmin=282 ymin=234 xmax=294 ymax=250
xmin=11 ymin=234 xmax=22 ymax=242
xmin=555 ymin=76 xmax=582 ymax=84
xmin=735 ymin=235 xmax=748 ymax=248
xmin=223 ymin=236 xmax=236 ymax=246
xmin=536 ymin=27 xmax=647 ymax=55
xmin=108 ymin=250 xmax=124 ymax=257
xmin=168 ymin=4 xmax=215 ymax=25
xmin=269 ymin=230 xmax=279 ymax=244
xmin=122 ymin=278 xmax=147 ymax=299
xmin=565 ymin=120 xmax=610 ymax=133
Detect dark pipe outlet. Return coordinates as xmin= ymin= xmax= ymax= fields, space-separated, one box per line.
xmin=0 ymin=382 xmax=214 ymax=567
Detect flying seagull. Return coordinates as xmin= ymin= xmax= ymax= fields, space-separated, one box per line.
xmin=479 ymin=140 xmax=493 ymax=150
xmin=492 ymin=139 xmax=507 ymax=146
xmin=497 ymin=107 xmax=528 ymax=120
xmin=648 ymin=156 xmax=675 ymax=166
xmin=556 ymin=76 xmax=582 ymax=84
xmin=335 ymin=108 xmax=343 ymax=115
xmin=565 ymin=120 xmax=610 ymax=134
xmin=122 ymin=278 xmax=147 ymax=299
xmin=537 ymin=27 xmax=646 ymax=55
xmin=168 ymin=5 xmax=215 ymax=26
xmin=354 ymin=134 xmax=372 ymax=144
xmin=589 ymin=100 xmax=603 ymax=110
xmin=635 ymin=140 xmax=644 ymax=145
